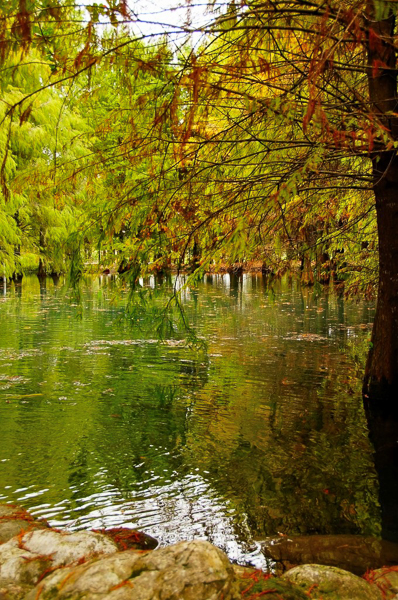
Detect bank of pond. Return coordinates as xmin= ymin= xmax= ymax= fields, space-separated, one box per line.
xmin=1 ymin=503 xmax=398 ymax=599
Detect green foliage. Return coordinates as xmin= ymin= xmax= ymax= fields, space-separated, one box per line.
xmin=0 ymin=0 xmax=382 ymax=300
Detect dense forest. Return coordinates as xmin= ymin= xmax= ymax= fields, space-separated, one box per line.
xmin=1 ymin=0 xmax=398 ymax=402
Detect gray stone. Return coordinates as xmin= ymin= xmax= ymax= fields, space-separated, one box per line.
xmin=0 ymin=505 xmax=27 ymax=519
xmin=233 ymin=565 xmax=308 ymax=599
xmin=0 ymin=504 xmax=48 ymax=544
xmin=0 ymin=529 xmax=117 ymax=586
xmin=18 ymin=529 xmax=118 ymax=567
xmin=0 ymin=578 xmax=33 ymax=600
xmin=0 ymin=520 xmax=47 ymax=545
xmin=283 ymin=563 xmax=383 ymax=599
xmin=367 ymin=567 xmax=398 ymax=599
xmin=0 ymin=545 xmax=52 ymax=586
xmin=28 ymin=540 xmax=240 ymax=600
xmin=92 ymin=527 xmax=158 ymax=551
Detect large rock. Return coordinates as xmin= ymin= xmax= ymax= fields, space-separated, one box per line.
xmin=0 ymin=546 xmax=52 ymax=586
xmin=27 ymin=540 xmax=239 ymax=600
xmin=261 ymin=534 xmax=398 ymax=575
xmin=93 ymin=527 xmax=158 ymax=551
xmin=0 ymin=505 xmax=30 ymax=519
xmin=0 ymin=578 xmax=33 ymax=600
xmin=0 ymin=504 xmax=49 ymax=544
xmin=366 ymin=566 xmax=398 ymax=599
xmin=233 ymin=565 xmax=308 ymax=599
xmin=0 ymin=529 xmax=118 ymax=585
xmin=283 ymin=564 xmax=383 ymax=600
xmin=17 ymin=529 xmax=118 ymax=567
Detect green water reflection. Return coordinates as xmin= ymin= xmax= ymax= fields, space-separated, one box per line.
xmin=0 ymin=274 xmax=380 ymax=565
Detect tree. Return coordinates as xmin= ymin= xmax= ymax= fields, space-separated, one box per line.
xmin=361 ymin=1 xmax=398 ymax=403
xmin=165 ymin=0 xmax=398 ymax=404
xmin=0 ymin=3 xmax=97 ymax=278
xmin=2 ymin=0 xmax=398 ymax=404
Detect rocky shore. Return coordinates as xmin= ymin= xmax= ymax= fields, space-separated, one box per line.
xmin=0 ymin=503 xmax=396 ymax=599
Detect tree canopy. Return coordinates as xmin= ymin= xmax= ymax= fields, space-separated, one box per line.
xmin=1 ymin=0 xmax=398 ymax=401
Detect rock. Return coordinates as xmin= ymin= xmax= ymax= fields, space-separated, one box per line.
xmin=283 ymin=564 xmax=383 ymax=600
xmin=0 ymin=529 xmax=118 ymax=585
xmin=16 ymin=529 xmax=118 ymax=567
xmin=233 ymin=565 xmax=308 ymax=599
xmin=260 ymin=534 xmax=398 ymax=575
xmin=0 ymin=578 xmax=33 ymax=600
xmin=232 ymin=564 xmax=255 ymax=579
xmin=0 ymin=504 xmax=48 ymax=544
xmin=0 ymin=520 xmax=46 ymax=546
xmin=0 ymin=506 xmax=28 ymax=519
xmin=0 ymin=544 xmax=52 ymax=587
xmin=27 ymin=540 xmax=239 ymax=600
xmin=93 ymin=527 xmax=158 ymax=551
xmin=366 ymin=566 xmax=398 ymax=599
xmin=238 ymin=578 xmax=309 ymax=599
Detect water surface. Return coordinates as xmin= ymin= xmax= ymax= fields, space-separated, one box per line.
xmin=0 ymin=274 xmax=380 ymax=566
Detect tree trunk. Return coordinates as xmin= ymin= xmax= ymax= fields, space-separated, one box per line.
xmin=37 ymin=230 xmax=46 ymax=281
xmin=364 ymin=152 xmax=398 ymax=401
xmin=363 ymin=5 xmax=398 ymax=402
xmin=365 ymin=397 xmax=398 ymax=541
xmin=12 ymin=211 xmax=23 ymax=282
xmin=189 ymin=237 xmax=201 ymax=272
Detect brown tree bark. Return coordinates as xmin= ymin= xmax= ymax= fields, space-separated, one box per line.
xmin=37 ymin=230 xmax=46 ymax=281
xmin=363 ymin=5 xmax=398 ymax=402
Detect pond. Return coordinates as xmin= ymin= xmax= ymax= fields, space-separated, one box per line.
xmin=0 ymin=274 xmax=380 ymax=567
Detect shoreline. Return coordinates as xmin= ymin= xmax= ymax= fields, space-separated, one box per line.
xmin=0 ymin=503 xmax=394 ymax=599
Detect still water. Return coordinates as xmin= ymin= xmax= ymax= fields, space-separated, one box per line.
xmin=0 ymin=274 xmax=380 ymax=566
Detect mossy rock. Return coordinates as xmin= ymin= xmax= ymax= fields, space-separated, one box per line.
xmin=242 ymin=578 xmax=309 ymax=599
xmin=93 ymin=527 xmax=158 ymax=551
xmin=27 ymin=540 xmax=239 ymax=600
xmin=283 ymin=564 xmax=382 ymax=600
xmin=0 ymin=503 xmax=49 ymax=544
xmin=233 ymin=567 xmax=307 ymax=599
xmin=0 ymin=578 xmax=33 ymax=600
xmin=365 ymin=566 xmax=398 ymax=599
